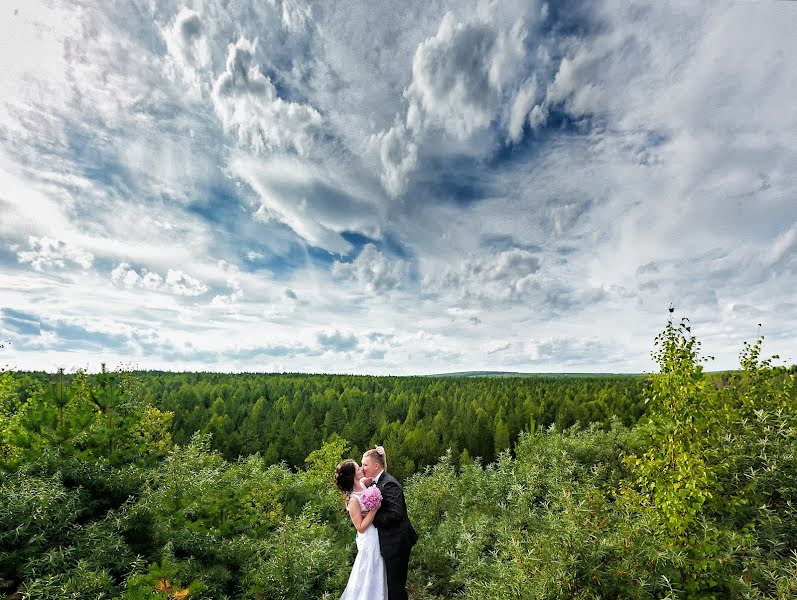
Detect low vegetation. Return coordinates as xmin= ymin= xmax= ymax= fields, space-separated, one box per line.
xmin=1 ymin=318 xmax=795 ymax=598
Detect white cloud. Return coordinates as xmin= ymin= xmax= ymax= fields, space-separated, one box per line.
xmin=331 ymin=244 xmax=410 ymax=294
xmin=111 ymin=263 xmax=164 ymax=291
xmin=507 ymin=76 xmax=539 ymax=142
xmin=16 ymin=236 xmax=94 ymax=271
xmin=446 ymin=306 xmax=482 ymax=325
xmin=234 ymin=154 xmax=381 ymax=254
xmin=211 ymin=37 xmax=322 ymax=155
xmin=766 ymin=223 xmax=797 ymax=269
xmin=369 ymin=122 xmax=418 ymax=198
xmin=317 ymin=330 xmax=358 ymax=352
xmin=162 ymin=7 xmax=211 ymax=98
xmin=211 ymin=260 xmax=244 ymax=305
xmin=544 ymin=48 xmax=603 ymax=117
xmin=368 ymin=6 xmax=540 ymax=192
xmin=211 ymin=288 xmax=244 ymax=305
xmin=405 ymin=12 xmax=525 ymax=140
xmin=166 ymin=269 xmax=209 ymax=297
xmin=278 ymin=0 xmax=313 ymax=33
xmin=111 ymin=263 xmax=208 ymax=297
xmin=424 ymin=248 xmax=542 ymax=303
xmin=0 ymin=2 xmax=77 ymax=123
xmin=481 ymin=340 xmax=511 ymax=354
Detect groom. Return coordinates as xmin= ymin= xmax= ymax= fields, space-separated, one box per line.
xmin=362 ymin=447 xmax=418 ymax=600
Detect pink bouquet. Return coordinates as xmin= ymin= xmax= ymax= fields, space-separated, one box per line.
xmin=359 ymin=485 xmax=382 ymax=512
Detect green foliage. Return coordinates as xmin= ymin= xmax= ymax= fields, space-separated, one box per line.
xmin=123 ymin=547 xmax=209 ymax=600
xmin=116 ymin=370 xmax=648 ymax=477
xmin=622 ymin=317 xmax=717 ymax=538
xmin=245 ymin=511 xmax=348 ymax=600
xmin=620 ymin=318 xmax=797 ymax=597
xmin=406 ymin=424 xmax=650 ymax=600
xmin=2 ymin=366 xmax=173 ymax=469
xmin=0 ymin=369 xmax=18 ymax=463
xmin=18 ymin=560 xmax=117 ymax=600
xmin=304 ymin=433 xmax=350 ymax=484
xmin=0 ymin=470 xmax=84 ymax=576
xmin=1 ymin=322 xmax=795 ymax=599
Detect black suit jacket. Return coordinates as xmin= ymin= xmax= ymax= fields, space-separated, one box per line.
xmin=372 ymin=472 xmax=418 ymax=559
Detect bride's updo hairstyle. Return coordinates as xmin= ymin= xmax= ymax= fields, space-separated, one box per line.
xmin=334 ymin=459 xmax=356 ymax=494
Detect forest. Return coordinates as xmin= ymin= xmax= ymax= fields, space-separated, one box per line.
xmin=4 ymin=368 xmax=647 ymax=481
xmin=1 ymin=318 xmax=796 ymax=599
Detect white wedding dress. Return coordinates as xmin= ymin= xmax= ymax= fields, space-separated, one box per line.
xmin=340 ymin=492 xmax=387 ymax=600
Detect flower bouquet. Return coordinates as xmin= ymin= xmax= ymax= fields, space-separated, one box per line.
xmin=359 ymin=485 xmax=382 ymax=512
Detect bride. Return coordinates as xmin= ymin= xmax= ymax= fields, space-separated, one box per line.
xmin=334 ymin=459 xmax=386 ymax=600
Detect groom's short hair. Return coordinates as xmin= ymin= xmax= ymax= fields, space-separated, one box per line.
xmin=363 ymin=448 xmax=386 ymax=470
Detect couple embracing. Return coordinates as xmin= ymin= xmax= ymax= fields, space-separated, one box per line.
xmin=334 ymin=446 xmax=418 ymax=600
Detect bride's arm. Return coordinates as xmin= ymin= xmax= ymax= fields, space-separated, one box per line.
xmin=348 ymin=499 xmax=380 ymax=533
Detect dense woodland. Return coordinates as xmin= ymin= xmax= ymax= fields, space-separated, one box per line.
xmin=148 ymin=371 xmax=646 ymax=477
xmin=4 ymin=370 xmax=647 ymax=480
xmin=1 ymin=318 xmax=796 ymax=598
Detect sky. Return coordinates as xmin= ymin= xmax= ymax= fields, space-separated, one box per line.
xmin=0 ymin=0 xmax=795 ymax=375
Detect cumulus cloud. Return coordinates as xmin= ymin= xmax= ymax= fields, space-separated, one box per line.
xmin=369 ymin=122 xmax=418 ymax=198
xmin=111 ymin=263 xmax=164 ymax=290
xmin=405 ymin=13 xmax=527 ymax=140
xmin=317 ymin=330 xmax=358 ymax=352
xmin=331 ymin=244 xmax=410 ymax=293
xmin=15 ymin=236 xmax=93 ymax=271
xmin=368 ymin=10 xmax=534 ymax=194
xmin=505 ymin=35 xmax=611 ymax=141
xmin=111 ymin=263 xmax=208 ymax=297
xmin=424 ymin=248 xmax=542 ymax=302
xmin=164 ymin=270 xmax=209 ymax=296
xmin=367 ymin=7 xmax=555 ymax=193
xmin=211 ymin=37 xmax=322 ymax=155
xmin=366 ymin=1 xmax=618 ymax=185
